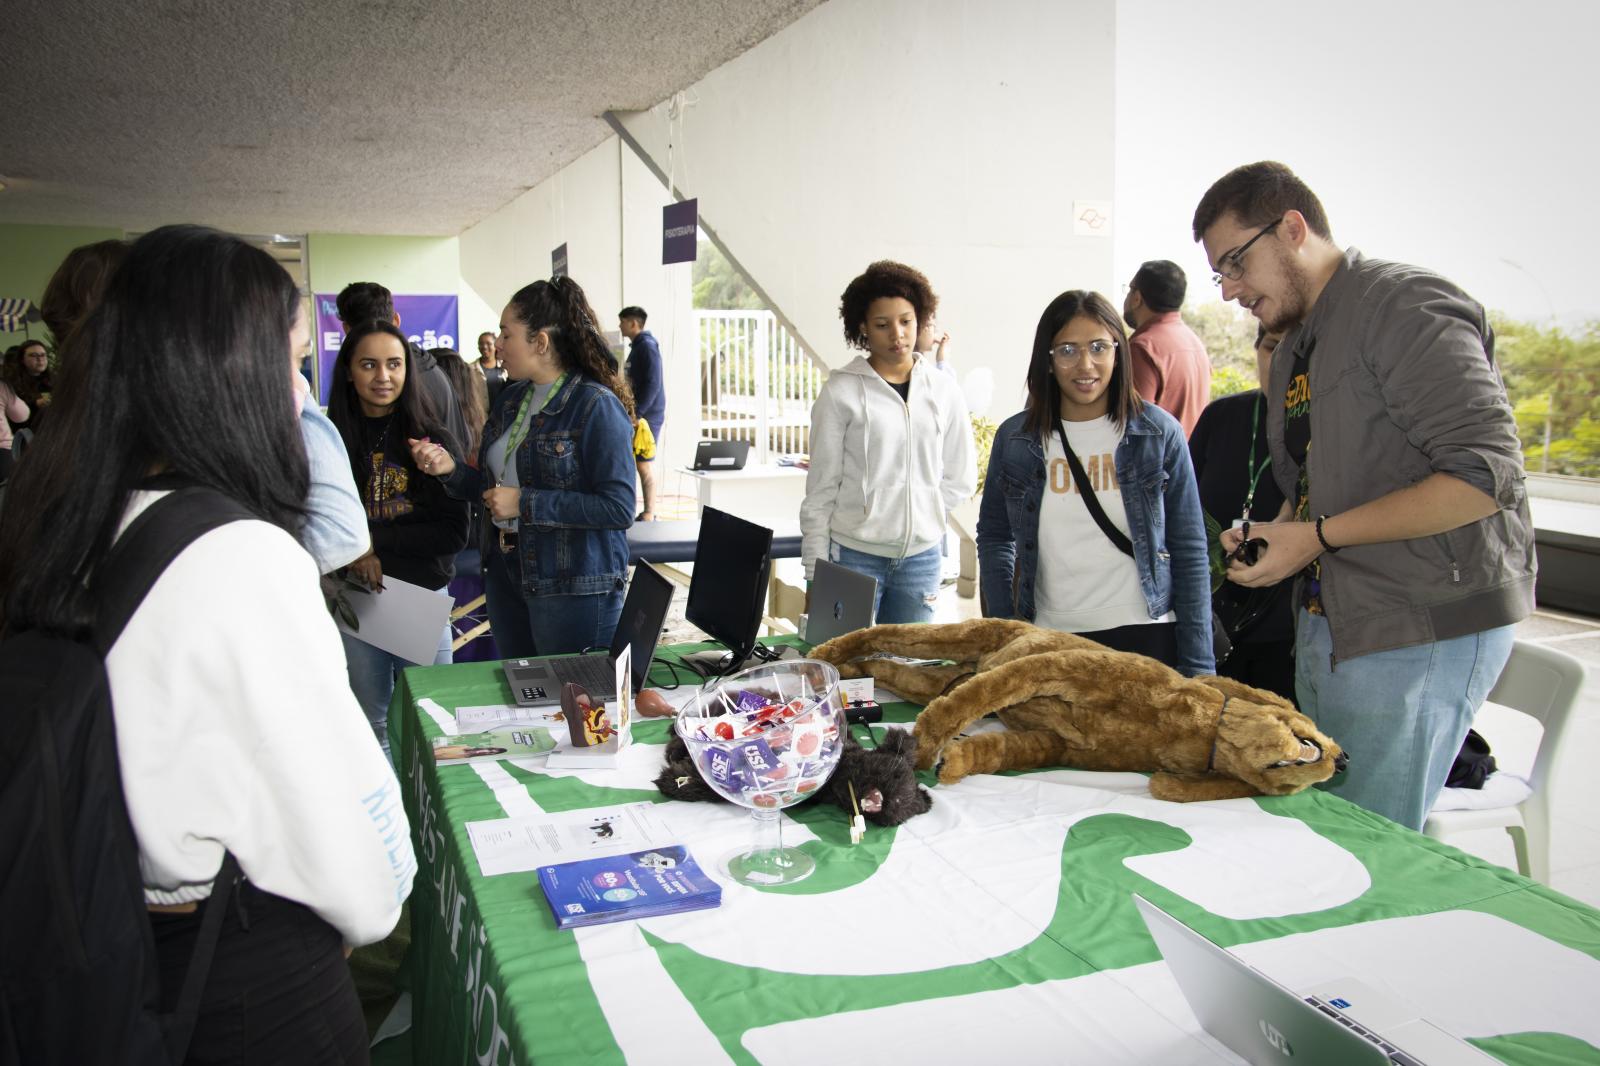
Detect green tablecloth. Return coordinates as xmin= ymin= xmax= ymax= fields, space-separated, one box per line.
xmin=392 ymin=647 xmax=1600 ymax=1065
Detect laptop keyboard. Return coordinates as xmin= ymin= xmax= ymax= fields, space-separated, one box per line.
xmin=1308 ymin=999 xmax=1424 ymax=1066
xmin=553 ymin=653 xmax=618 ymax=695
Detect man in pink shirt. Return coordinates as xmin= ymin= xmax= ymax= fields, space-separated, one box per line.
xmin=1124 ymin=260 xmax=1212 ymax=436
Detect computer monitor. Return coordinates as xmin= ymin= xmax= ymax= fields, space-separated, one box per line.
xmin=684 ymin=506 xmax=773 ymax=676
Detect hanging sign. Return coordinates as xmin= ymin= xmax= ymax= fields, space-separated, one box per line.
xmin=662 ymin=199 xmax=698 ymax=265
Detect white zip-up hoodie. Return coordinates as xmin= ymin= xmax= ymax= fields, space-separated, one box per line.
xmin=800 ymin=353 xmax=976 ymax=580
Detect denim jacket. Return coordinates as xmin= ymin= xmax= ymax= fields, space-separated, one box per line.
xmin=442 ymin=374 xmax=634 ymax=598
xmin=976 ymin=403 xmax=1215 ymax=676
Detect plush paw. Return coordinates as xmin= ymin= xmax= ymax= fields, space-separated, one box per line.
xmin=934 ymin=743 xmax=972 ymax=784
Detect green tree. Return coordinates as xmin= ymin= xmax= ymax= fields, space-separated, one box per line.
xmin=1493 ymin=315 xmax=1600 ymax=477
xmin=692 ymin=240 xmax=763 ymax=311
xmin=1184 ymin=300 xmax=1258 ymax=399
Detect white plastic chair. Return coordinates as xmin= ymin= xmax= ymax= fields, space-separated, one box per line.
xmin=1424 ymin=641 xmax=1587 ymax=884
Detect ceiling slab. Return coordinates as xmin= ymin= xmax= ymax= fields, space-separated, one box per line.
xmin=0 ymin=0 xmax=823 ymax=235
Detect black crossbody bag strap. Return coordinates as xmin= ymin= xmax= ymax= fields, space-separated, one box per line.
xmin=1054 ymin=421 xmax=1133 ymax=558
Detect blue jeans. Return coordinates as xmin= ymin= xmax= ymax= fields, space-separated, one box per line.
xmin=830 ymin=541 xmax=942 ymax=625
xmin=1296 ymin=609 xmax=1514 ymax=831
xmin=341 ymin=620 xmax=454 ymax=762
xmin=484 ymin=546 xmax=624 ymax=658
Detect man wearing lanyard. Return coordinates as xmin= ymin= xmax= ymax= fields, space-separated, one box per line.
xmin=1193 ymin=161 xmax=1534 ymax=831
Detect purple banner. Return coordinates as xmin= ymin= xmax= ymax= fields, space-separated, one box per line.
xmin=552 ymin=243 xmax=568 ymax=278
xmin=314 ymin=293 xmax=459 ymax=403
xmin=662 ymin=198 xmax=697 ymax=264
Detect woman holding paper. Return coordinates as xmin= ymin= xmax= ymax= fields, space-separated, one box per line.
xmin=409 ymin=276 xmax=635 ymax=659
xmin=327 ymin=319 xmax=470 ymax=757
xmin=0 ymin=225 xmax=413 ymax=1063
xmin=976 ymin=289 xmax=1213 ymax=677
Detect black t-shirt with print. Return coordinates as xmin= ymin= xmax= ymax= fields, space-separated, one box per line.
xmin=1280 ymin=335 xmax=1324 ymax=612
xmin=1282 ymin=337 xmax=1311 ymax=474
xmin=354 ymin=415 xmax=471 ymax=590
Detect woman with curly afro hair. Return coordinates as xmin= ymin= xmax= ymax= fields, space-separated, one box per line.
xmin=799 ymin=260 xmax=976 ymax=624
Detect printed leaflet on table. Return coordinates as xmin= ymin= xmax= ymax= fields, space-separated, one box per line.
xmin=537 ymin=846 xmax=721 ymax=929
xmin=431 ymin=728 xmax=556 ymax=764
xmin=465 ymin=802 xmax=674 ymax=878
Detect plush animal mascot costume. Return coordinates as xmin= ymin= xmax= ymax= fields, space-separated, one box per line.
xmin=812 ymin=618 xmax=1345 ymax=802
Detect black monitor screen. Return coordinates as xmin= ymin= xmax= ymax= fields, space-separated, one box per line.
xmin=685 ymin=506 xmax=773 ymax=665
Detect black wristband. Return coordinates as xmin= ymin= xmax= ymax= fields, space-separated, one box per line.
xmin=1315 ymin=514 xmax=1341 ymax=554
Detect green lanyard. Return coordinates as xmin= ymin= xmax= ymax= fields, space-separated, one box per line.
xmin=1242 ymin=392 xmax=1273 ymax=521
xmin=497 ymin=374 xmax=566 ymax=485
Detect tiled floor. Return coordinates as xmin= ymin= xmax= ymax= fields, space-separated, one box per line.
xmin=659 ymin=563 xmax=1600 ymax=907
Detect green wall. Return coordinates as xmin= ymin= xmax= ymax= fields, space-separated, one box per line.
xmin=0 ymin=227 xmax=471 ymax=358
xmin=0 ymin=223 xmax=123 ymax=349
xmin=306 ymin=233 xmax=461 ymax=296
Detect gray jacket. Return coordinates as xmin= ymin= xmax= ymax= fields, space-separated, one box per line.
xmin=1268 ymin=248 xmax=1535 ymax=665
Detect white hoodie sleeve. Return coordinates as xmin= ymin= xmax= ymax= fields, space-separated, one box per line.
xmin=938 ymin=374 xmax=978 ymax=515
xmin=800 ymin=380 xmax=848 ymax=581
xmin=109 ymin=510 xmax=416 ymax=947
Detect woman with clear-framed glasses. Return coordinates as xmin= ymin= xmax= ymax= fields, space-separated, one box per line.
xmin=976 ymin=290 xmax=1214 ymax=676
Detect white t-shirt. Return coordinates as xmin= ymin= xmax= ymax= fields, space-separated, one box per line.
xmin=1033 ymin=417 xmax=1174 ymax=634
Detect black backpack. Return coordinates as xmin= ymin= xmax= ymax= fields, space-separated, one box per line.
xmin=1 ymin=486 xmax=253 ymax=1065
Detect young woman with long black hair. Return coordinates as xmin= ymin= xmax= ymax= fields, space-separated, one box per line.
xmin=410 ymin=276 xmax=635 ymax=658
xmin=326 ymin=320 xmax=470 ymax=758
xmin=977 ymin=289 xmax=1214 ymax=676
xmin=0 ymin=225 xmax=413 ymax=1064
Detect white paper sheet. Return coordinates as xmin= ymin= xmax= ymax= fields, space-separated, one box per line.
xmin=464 ymin=801 xmax=674 ymax=876
xmin=455 ymin=703 xmax=563 ymax=731
xmin=335 ymin=575 xmax=453 ymax=665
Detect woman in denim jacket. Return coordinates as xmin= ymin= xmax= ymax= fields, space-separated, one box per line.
xmin=412 ymin=276 xmax=635 ymax=658
xmin=977 ymin=290 xmax=1214 ymax=677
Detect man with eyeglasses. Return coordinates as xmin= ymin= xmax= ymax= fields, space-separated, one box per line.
xmin=1191 ymin=160 xmax=1534 ymax=831
xmin=1123 ymin=259 xmax=1212 ymax=437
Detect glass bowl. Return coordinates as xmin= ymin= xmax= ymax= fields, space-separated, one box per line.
xmin=675 ymin=658 xmax=846 ymax=885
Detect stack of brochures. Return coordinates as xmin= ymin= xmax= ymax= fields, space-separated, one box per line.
xmin=537 ymin=846 xmax=722 ymax=929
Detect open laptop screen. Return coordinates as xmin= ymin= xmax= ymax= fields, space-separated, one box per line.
xmin=685 ymin=506 xmax=772 ymax=671
xmin=612 ymin=562 xmax=674 ymax=691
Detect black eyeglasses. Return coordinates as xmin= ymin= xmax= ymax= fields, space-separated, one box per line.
xmin=1211 ymin=219 xmax=1281 ymax=285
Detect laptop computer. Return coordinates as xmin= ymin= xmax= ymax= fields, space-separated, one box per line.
xmin=804 ymin=559 xmax=877 ymax=645
xmin=501 ymin=562 xmax=674 ymax=706
xmin=1132 ymin=895 xmax=1497 ymax=1066
xmin=692 ymin=439 xmax=751 ymax=470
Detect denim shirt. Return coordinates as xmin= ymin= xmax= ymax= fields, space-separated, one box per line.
xmin=443 ymin=374 xmax=634 ymax=598
xmin=298 ymin=400 xmax=369 ymax=574
xmin=976 ymin=403 xmax=1215 ymax=676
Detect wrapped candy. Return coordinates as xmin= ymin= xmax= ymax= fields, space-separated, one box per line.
xmin=682 ymin=670 xmax=845 ymax=808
